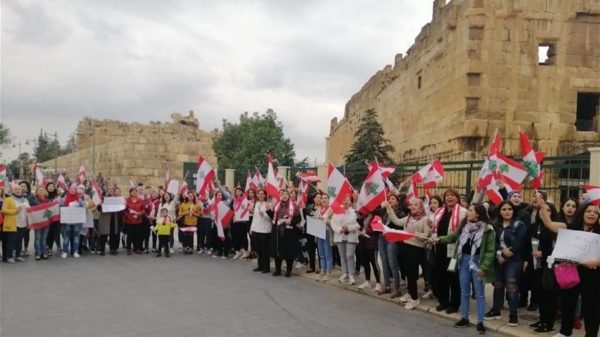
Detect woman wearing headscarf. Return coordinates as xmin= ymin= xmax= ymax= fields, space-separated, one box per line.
xmin=269 ymin=189 xmax=301 ymax=277
xmin=387 ymin=197 xmax=432 ymax=309
xmin=61 ymin=184 xmax=84 ymax=258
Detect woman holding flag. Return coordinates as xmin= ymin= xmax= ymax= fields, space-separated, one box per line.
xmin=376 ymin=194 xmax=405 ymax=298
xmin=45 ymin=182 xmax=61 ymax=256
xmin=31 ymin=186 xmax=51 ymax=260
xmin=250 ymin=189 xmax=272 ymax=273
xmin=387 ymin=197 xmax=432 ymax=310
xmin=331 ymin=194 xmax=360 ymax=285
xmin=231 ymin=187 xmax=250 ymax=259
xmin=269 ymin=189 xmax=300 ymax=277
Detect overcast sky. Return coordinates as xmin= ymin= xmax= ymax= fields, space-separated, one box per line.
xmin=0 ymin=0 xmax=432 ymax=163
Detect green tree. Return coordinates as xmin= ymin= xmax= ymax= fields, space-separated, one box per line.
xmin=344 ymin=109 xmax=395 ymax=186
xmin=213 ymin=109 xmax=295 ymax=184
xmin=0 ymin=123 xmax=10 ymax=158
xmin=33 ymin=129 xmax=61 ymax=162
xmin=8 ymin=152 xmax=33 ymax=180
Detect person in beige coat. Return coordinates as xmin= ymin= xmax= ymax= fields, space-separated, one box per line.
xmin=330 ymin=195 xmax=360 ymax=285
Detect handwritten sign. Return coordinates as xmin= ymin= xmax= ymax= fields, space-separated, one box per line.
xmin=60 ymin=207 xmax=86 ymax=224
xmin=306 ymin=216 xmax=327 ymax=240
xmin=551 ymin=229 xmax=600 ymax=264
xmin=101 ymin=197 xmax=126 ymax=213
xmin=167 ymin=180 xmax=180 ymax=195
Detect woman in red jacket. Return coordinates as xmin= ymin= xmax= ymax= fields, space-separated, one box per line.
xmin=124 ymin=188 xmax=145 ymax=255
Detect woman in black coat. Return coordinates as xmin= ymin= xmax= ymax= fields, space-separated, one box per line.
xmin=270 ymin=189 xmax=301 ymax=277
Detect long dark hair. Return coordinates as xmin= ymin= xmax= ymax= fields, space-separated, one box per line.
xmin=494 ymin=200 xmax=517 ymax=226
xmin=46 ymin=182 xmax=58 ymax=200
xmin=161 ymin=192 xmax=173 ymax=205
xmin=571 ymin=202 xmax=600 ymax=231
xmin=558 ymin=197 xmax=579 ymax=225
xmin=470 ymin=203 xmax=491 ymax=224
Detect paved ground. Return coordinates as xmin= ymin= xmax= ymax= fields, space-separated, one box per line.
xmin=1 ymin=251 xmax=501 ymax=337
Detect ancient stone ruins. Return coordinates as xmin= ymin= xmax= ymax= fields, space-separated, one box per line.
xmin=41 ymin=111 xmax=217 ymax=187
xmin=326 ymin=0 xmax=600 ymax=165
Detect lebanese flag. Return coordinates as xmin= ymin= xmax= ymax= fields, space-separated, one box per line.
xmin=90 ymin=180 xmax=103 ymax=206
xmin=406 ymin=179 xmax=418 ymax=202
xmin=485 ymin=176 xmax=504 ymax=205
xmin=56 ymin=174 xmax=67 ymax=190
xmin=412 ymin=162 xmax=432 ymax=184
xmin=495 ymin=153 xmax=527 ymax=192
xmin=357 ymin=162 xmax=386 ymax=215
xmin=214 ymin=200 xmax=234 ymax=241
xmin=0 ymin=164 xmax=6 ymax=189
xmin=26 ymin=200 xmax=60 ymax=230
xmin=265 ymin=154 xmax=280 ymax=200
xmin=384 ymin=177 xmax=400 ymax=195
xmin=327 ymin=163 xmax=353 ymax=214
xmin=297 ymin=181 xmax=309 ymax=209
xmin=180 ymin=226 xmax=197 ymax=233
xmin=245 ymin=171 xmax=254 ymax=191
xmin=366 ymin=161 xmax=396 ymax=178
xmin=477 ymin=132 xmax=503 ymax=191
xmin=33 ymin=163 xmax=47 ymax=187
xmin=423 ymin=159 xmax=445 ymax=188
xmin=179 ymin=180 xmax=189 ymax=196
xmin=233 ymin=195 xmax=251 ymax=222
xmin=296 ymin=171 xmax=321 ymax=183
xmin=195 ymin=156 xmax=215 ymax=196
xmin=383 ymin=226 xmax=416 ymax=243
xmin=164 ymin=166 xmax=171 ymax=190
xmin=253 ymin=170 xmax=265 ymax=189
xmin=77 ymin=164 xmax=87 ymax=184
xmin=370 ymin=215 xmax=385 ymax=232
xmin=583 ymin=185 xmax=600 ymax=205
xmin=275 ymin=169 xmax=286 ymax=189
xmin=519 ymin=132 xmax=545 ymax=189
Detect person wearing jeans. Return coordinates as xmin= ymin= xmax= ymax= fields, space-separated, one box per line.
xmin=330 ymin=195 xmax=360 ymax=285
xmin=376 ymin=194 xmax=405 ymax=298
xmin=436 ymin=203 xmax=496 ymax=335
xmin=312 ymin=194 xmax=333 ymax=281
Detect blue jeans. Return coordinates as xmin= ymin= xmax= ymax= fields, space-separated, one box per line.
xmin=459 ymin=254 xmax=486 ymax=323
xmin=62 ymin=224 xmax=82 ymax=255
xmin=316 ymin=231 xmax=333 ymax=273
xmin=492 ymin=257 xmax=522 ymax=316
xmin=34 ymin=227 xmax=49 ymax=256
xmin=378 ymin=236 xmax=400 ymax=289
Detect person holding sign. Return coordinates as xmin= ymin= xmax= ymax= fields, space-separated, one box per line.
xmin=97 ymin=186 xmax=124 ymax=255
xmin=60 ymin=184 xmax=84 ymax=258
xmin=542 ymin=202 xmax=600 ymax=337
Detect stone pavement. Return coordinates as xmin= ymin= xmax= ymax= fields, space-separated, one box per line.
xmin=0 ymin=250 xmax=502 ymax=337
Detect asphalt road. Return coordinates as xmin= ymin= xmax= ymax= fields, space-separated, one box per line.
xmin=0 ymin=253 xmax=499 ymax=337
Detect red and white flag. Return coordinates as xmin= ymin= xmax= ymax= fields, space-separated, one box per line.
xmin=297 ymin=181 xmax=309 ymax=209
xmin=406 ymin=179 xmax=418 ymax=202
xmin=370 ymin=215 xmax=385 ymax=232
xmin=296 ymin=170 xmax=321 ymax=183
xmin=327 ymin=163 xmax=353 ymax=214
xmin=275 ymin=169 xmax=286 ymax=189
xmin=412 ymin=159 xmax=445 ymax=188
xmin=485 ymin=176 xmax=504 ymax=205
xmin=0 ymin=164 xmax=6 ymax=189
xmin=180 ymin=226 xmax=197 ymax=233
xmin=164 ymin=166 xmax=171 ymax=190
xmin=33 ymin=163 xmax=47 ymax=187
xmin=383 ymin=226 xmax=417 ymax=243
xmin=26 ymin=200 xmax=60 ymax=230
xmin=233 ymin=195 xmax=251 ymax=222
xmin=56 ymin=174 xmax=67 ymax=191
xmin=519 ymin=132 xmax=545 ymax=189
xmin=253 ymin=170 xmax=265 ymax=190
xmin=77 ymin=164 xmax=87 ymax=184
xmin=179 ymin=180 xmax=189 ymax=196
xmin=195 ymin=156 xmax=215 ymax=196
xmin=366 ymin=161 xmax=396 ymax=178
xmin=477 ymin=132 xmax=502 ymax=191
xmin=214 ymin=200 xmax=234 ymax=241
xmin=357 ymin=162 xmax=386 ymax=215
xmin=384 ymin=177 xmax=400 ymax=195
xmin=583 ymin=185 xmax=600 ymax=205
xmin=265 ymin=154 xmax=280 ymax=200
xmin=91 ymin=180 xmax=103 ymax=206
xmin=245 ymin=171 xmax=254 ymax=191
xmin=495 ymin=153 xmax=528 ymax=192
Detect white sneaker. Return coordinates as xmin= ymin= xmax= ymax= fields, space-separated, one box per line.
xmin=399 ymin=293 xmax=411 ymax=303
xmin=399 ymin=279 xmax=407 ymax=287
xmin=73 ymin=253 xmax=80 ymax=258
xmin=7 ymin=258 xmax=15 ymax=263
xmin=322 ymin=273 xmax=330 ymax=282
xmin=358 ymin=281 xmax=372 ymax=290
xmin=405 ymin=299 xmax=420 ymax=310
xmin=170 ymin=248 xmax=175 ymax=254
xmin=16 ymin=257 xmax=26 ymax=262
xmin=197 ymin=249 xmax=204 ymax=255
xmin=232 ymin=251 xmax=241 ymax=259
xmin=422 ymin=290 xmax=434 ymax=299
xmin=338 ymin=274 xmax=348 ymax=283
xmin=349 ymin=276 xmax=356 ymax=285
xmin=294 ymin=262 xmax=304 ymax=269
xmin=374 ymin=283 xmax=383 ymax=292
xmin=552 ymin=334 xmax=569 ymax=337
xmin=240 ymin=250 xmax=250 ymax=259
xmin=61 ymin=253 xmax=67 ymax=258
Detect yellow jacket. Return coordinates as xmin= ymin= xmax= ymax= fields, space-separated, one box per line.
xmin=154 ymin=222 xmax=176 ymax=236
xmin=178 ymin=202 xmax=201 ymax=227
xmin=1 ymin=196 xmax=18 ymax=232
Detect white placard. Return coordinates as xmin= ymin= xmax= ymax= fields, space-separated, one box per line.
xmin=167 ymin=180 xmax=180 ymax=195
xmin=101 ymin=197 xmax=126 ymax=213
xmin=60 ymin=207 xmax=87 ymax=224
xmin=551 ymin=229 xmax=600 ymax=264
xmin=306 ymin=216 xmax=327 ymax=240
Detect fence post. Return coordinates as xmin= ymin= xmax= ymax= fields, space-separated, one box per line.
xmin=589 ymin=147 xmax=600 ymax=185
xmin=465 ymin=162 xmax=473 ymax=196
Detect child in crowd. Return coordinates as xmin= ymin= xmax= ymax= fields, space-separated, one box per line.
xmin=154 ymin=208 xmax=176 ymax=257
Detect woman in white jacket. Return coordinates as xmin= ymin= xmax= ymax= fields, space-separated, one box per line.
xmin=330 ymin=195 xmax=360 ymax=285
xmin=250 ymin=189 xmax=272 ymax=273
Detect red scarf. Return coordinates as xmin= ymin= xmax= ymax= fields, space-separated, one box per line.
xmin=64 ymin=191 xmax=80 ymax=207
xmin=273 ymin=199 xmax=295 ymax=224
xmin=433 ymin=204 xmax=461 ymax=233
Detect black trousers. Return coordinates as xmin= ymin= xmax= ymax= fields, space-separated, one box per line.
xmin=197 ymin=217 xmax=212 ymax=249
xmin=430 ymin=251 xmax=460 ymax=308
xmin=180 ymin=230 xmax=194 ymax=249
xmin=1 ymin=231 xmax=17 ymax=260
xmin=304 ymin=233 xmax=316 ymax=270
xmin=17 ymin=227 xmax=28 ymax=256
xmin=363 ymin=248 xmax=380 ymax=283
xmin=275 ymin=257 xmax=293 ymax=273
xmin=402 ymin=243 xmax=425 ymax=300
xmin=215 ymin=228 xmax=230 ymax=256
xmin=158 ymin=235 xmax=170 ymax=256
xmin=581 ymin=285 xmax=600 ymax=337
xmin=559 ymin=286 xmax=580 ymax=336
xmin=231 ymin=222 xmax=248 ymax=251
xmin=142 ymin=219 xmax=151 ymax=250
xmin=536 ymin=268 xmax=557 ymax=327
xmin=255 ymin=232 xmax=271 ymax=272
xmin=125 ymin=224 xmax=143 ymax=251
xmin=46 ymin=222 xmax=61 ymax=251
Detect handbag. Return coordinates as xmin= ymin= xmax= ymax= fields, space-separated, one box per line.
xmin=541 ymin=266 xmax=557 ymax=291
xmin=554 ymin=263 xmax=580 ymax=290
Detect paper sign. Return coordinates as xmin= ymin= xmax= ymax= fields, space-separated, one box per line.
xmin=60 ymin=207 xmax=87 ymax=224
xmin=551 ymin=229 xmax=600 ymax=264
xmin=167 ymin=180 xmax=180 ymax=195
xmin=306 ymin=216 xmax=327 ymax=240
xmin=101 ymin=197 xmax=126 ymax=213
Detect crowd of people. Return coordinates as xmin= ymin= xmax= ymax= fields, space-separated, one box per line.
xmin=1 ymin=175 xmax=599 ymax=337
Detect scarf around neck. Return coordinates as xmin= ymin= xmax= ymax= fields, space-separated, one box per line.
xmin=458 ymin=220 xmax=485 ymax=257
xmin=434 ymin=204 xmax=461 ymax=232
xmin=273 ymin=199 xmax=294 ymax=224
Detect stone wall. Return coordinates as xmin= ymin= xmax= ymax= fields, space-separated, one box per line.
xmin=40 ymin=113 xmax=217 ymax=187
xmin=326 ymin=0 xmax=600 ymax=165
